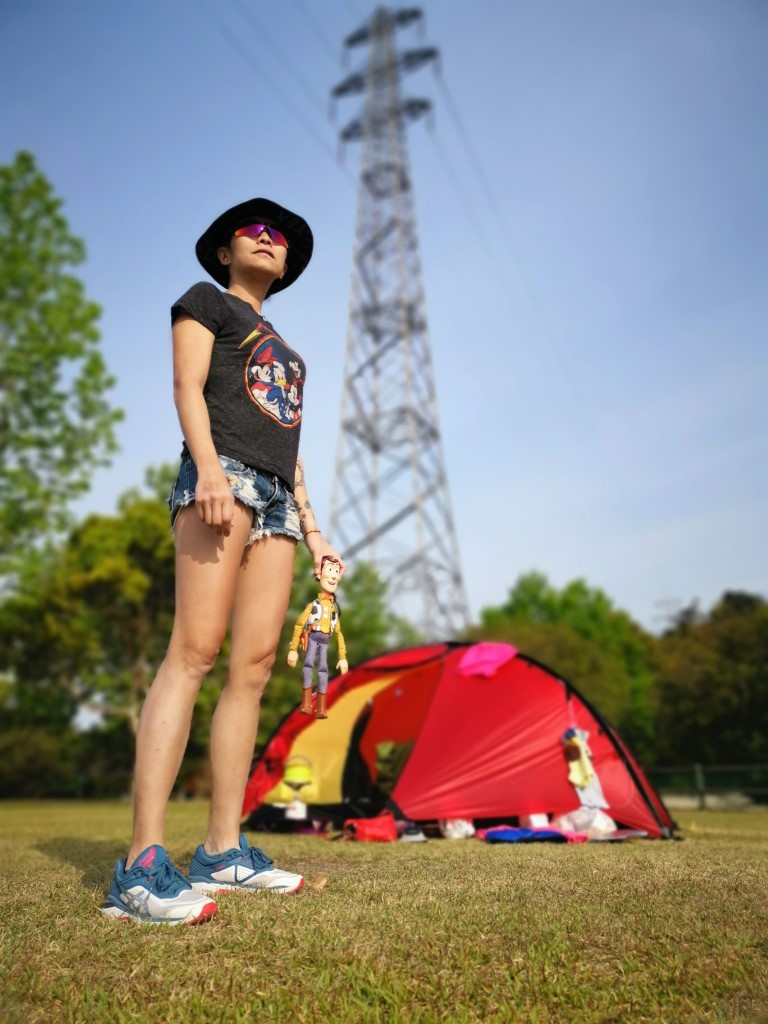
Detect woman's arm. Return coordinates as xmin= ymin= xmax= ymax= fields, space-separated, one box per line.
xmin=294 ymin=454 xmax=346 ymax=577
xmin=172 ymin=315 xmax=234 ymax=535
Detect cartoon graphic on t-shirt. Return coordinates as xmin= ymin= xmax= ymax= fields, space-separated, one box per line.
xmin=245 ymin=334 xmax=303 ymax=426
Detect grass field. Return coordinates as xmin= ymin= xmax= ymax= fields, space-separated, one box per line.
xmin=2 ymin=802 xmax=767 ymax=1023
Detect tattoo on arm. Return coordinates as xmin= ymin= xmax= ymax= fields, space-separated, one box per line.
xmin=295 ymin=456 xmax=319 ymax=534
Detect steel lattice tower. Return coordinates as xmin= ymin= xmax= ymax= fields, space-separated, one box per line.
xmin=329 ymin=7 xmax=470 ymax=640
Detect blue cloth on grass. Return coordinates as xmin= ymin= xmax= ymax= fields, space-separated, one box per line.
xmin=484 ymin=827 xmax=569 ymax=844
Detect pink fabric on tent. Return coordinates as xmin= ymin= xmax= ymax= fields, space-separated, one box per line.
xmin=457 ymin=642 xmax=517 ymax=677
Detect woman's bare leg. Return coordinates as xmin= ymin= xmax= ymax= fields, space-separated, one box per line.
xmin=127 ymin=503 xmax=253 ymax=866
xmin=203 ymin=535 xmax=297 ymax=854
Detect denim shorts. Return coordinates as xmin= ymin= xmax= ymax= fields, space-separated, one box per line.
xmin=168 ymin=455 xmax=302 ymax=545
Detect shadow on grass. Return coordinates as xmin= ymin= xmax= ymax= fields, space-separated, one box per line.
xmin=35 ymin=838 xmax=126 ymax=891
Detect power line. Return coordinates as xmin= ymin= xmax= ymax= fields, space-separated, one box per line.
xmin=232 ymin=0 xmax=329 ymax=118
xmin=434 ymin=75 xmax=510 ymax=242
xmin=425 ymin=129 xmax=538 ymax=445
xmin=435 ymin=74 xmax=591 ymax=404
xmin=344 ymin=0 xmax=366 ymax=22
xmin=214 ymin=16 xmax=351 ymax=180
xmin=427 ymin=129 xmax=496 ymax=255
xmin=294 ymin=0 xmax=341 ymax=62
xmin=433 ymin=71 xmax=629 ymax=497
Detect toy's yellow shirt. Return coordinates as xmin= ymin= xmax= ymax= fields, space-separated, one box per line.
xmin=290 ymin=593 xmax=347 ymax=660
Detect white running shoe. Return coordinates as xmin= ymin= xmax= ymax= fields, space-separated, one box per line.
xmin=101 ymin=845 xmax=218 ymax=925
xmin=400 ymin=825 xmax=428 ymax=843
xmin=188 ymin=834 xmax=304 ymax=894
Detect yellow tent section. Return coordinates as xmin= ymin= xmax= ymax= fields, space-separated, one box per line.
xmin=262 ymin=675 xmax=398 ymax=805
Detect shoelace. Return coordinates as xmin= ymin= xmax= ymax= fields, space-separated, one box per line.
xmin=248 ymin=845 xmax=274 ymax=872
xmin=146 ymin=858 xmax=193 ymax=896
xmin=221 ymin=844 xmax=274 ymax=872
xmin=120 ymin=858 xmax=192 ymax=916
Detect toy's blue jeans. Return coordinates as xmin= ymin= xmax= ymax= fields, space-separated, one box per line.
xmin=303 ymin=632 xmax=330 ymax=693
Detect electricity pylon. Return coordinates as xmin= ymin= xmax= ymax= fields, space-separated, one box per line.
xmin=329 ymin=7 xmax=470 ymax=640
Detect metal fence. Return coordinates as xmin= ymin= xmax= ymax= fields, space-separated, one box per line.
xmin=647 ymin=764 xmax=768 ymax=808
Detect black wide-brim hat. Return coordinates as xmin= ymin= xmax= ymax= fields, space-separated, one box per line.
xmin=195 ymin=197 xmax=313 ymax=295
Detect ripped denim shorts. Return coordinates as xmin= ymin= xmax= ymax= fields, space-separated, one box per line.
xmin=168 ymin=454 xmax=302 ymax=545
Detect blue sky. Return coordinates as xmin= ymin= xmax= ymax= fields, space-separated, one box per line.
xmin=2 ymin=0 xmax=766 ymax=631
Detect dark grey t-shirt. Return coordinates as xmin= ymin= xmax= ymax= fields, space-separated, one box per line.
xmin=171 ymin=282 xmax=305 ymax=489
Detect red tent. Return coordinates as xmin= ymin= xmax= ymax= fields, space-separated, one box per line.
xmin=243 ymin=642 xmax=675 ymax=838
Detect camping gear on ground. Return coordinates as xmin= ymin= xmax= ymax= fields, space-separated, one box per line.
xmin=343 ymin=811 xmax=398 ymax=842
xmin=587 ymin=829 xmax=649 ymax=841
xmin=242 ymin=642 xmax=676 ymax=839
xmin=439 ymin=819 xmax=476 ymax=839
xmin=519 ymin=813 xmax=550 ymax=829
xmin=478 ymin=825 xmax=587 ymax=844
xmin=399 ymin=824 xmax=428 ymax=842
xmin=550 ymin=807 xmax=617 ymax=838
xmin=283 ymin=756 xmax=314 ymax=793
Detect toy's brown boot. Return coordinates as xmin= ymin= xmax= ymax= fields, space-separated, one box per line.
xmin=300 ymin=688 xmax=313 ymax=715
xmin=316 ymin=692 xmax=328 ymax=719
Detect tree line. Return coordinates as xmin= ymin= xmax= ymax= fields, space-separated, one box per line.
xmin=1 ymin=151 xmax=766 ymax=798
xmin=2 ymin=480 xmax=765 ymax=798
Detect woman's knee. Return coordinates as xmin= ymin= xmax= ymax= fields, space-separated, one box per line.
xmin=229 ymin=649 xmax=277 ymax=697
xmin=167 ymin=634 xmax=223 ymax=682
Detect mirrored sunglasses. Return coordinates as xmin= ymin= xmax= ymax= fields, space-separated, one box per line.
xmin=234 ymin=223 xmax=289 ymax=248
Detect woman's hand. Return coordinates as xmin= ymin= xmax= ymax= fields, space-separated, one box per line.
xmin=195 ymin=466 xmax=235 ymax=536
xmin=304 ymin=531 xmax=346 ymax=579
xmin=172 ymin=315 xmax=232 ymax=535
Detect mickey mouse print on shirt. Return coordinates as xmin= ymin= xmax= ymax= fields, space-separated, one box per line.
xmin=242 ymin=327 xmax=304 ymax=428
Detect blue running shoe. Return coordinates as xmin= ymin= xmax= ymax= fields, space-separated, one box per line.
xmin=101 ymin=845 xmax=218 ymax=925
xmin=188 ymin=834 xmax=304 ymax=894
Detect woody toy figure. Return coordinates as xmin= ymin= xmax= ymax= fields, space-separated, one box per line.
xmin=287 ymin=556 xmax=348 ymax=719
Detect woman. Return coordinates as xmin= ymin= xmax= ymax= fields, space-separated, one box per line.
xmin=102 ymin=198 xmax=342 ymax=925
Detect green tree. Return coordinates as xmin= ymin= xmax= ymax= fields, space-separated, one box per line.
xmin=0 ymin=487 xmax=176 ymax=736
xmin=472 ymin=572 xmax=657 ymax=761
xmin=653 ymin=591 xmax=768 ymax=764
xmin=0 ymin=467 xmax=220 ymax=795
xmin=0 ymin=477 xmax=402 ymax=792
xmin=0 ymin=150 xmax=122 ymax=576
xmin=0 ymin=724 xmax=82 ymax=798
